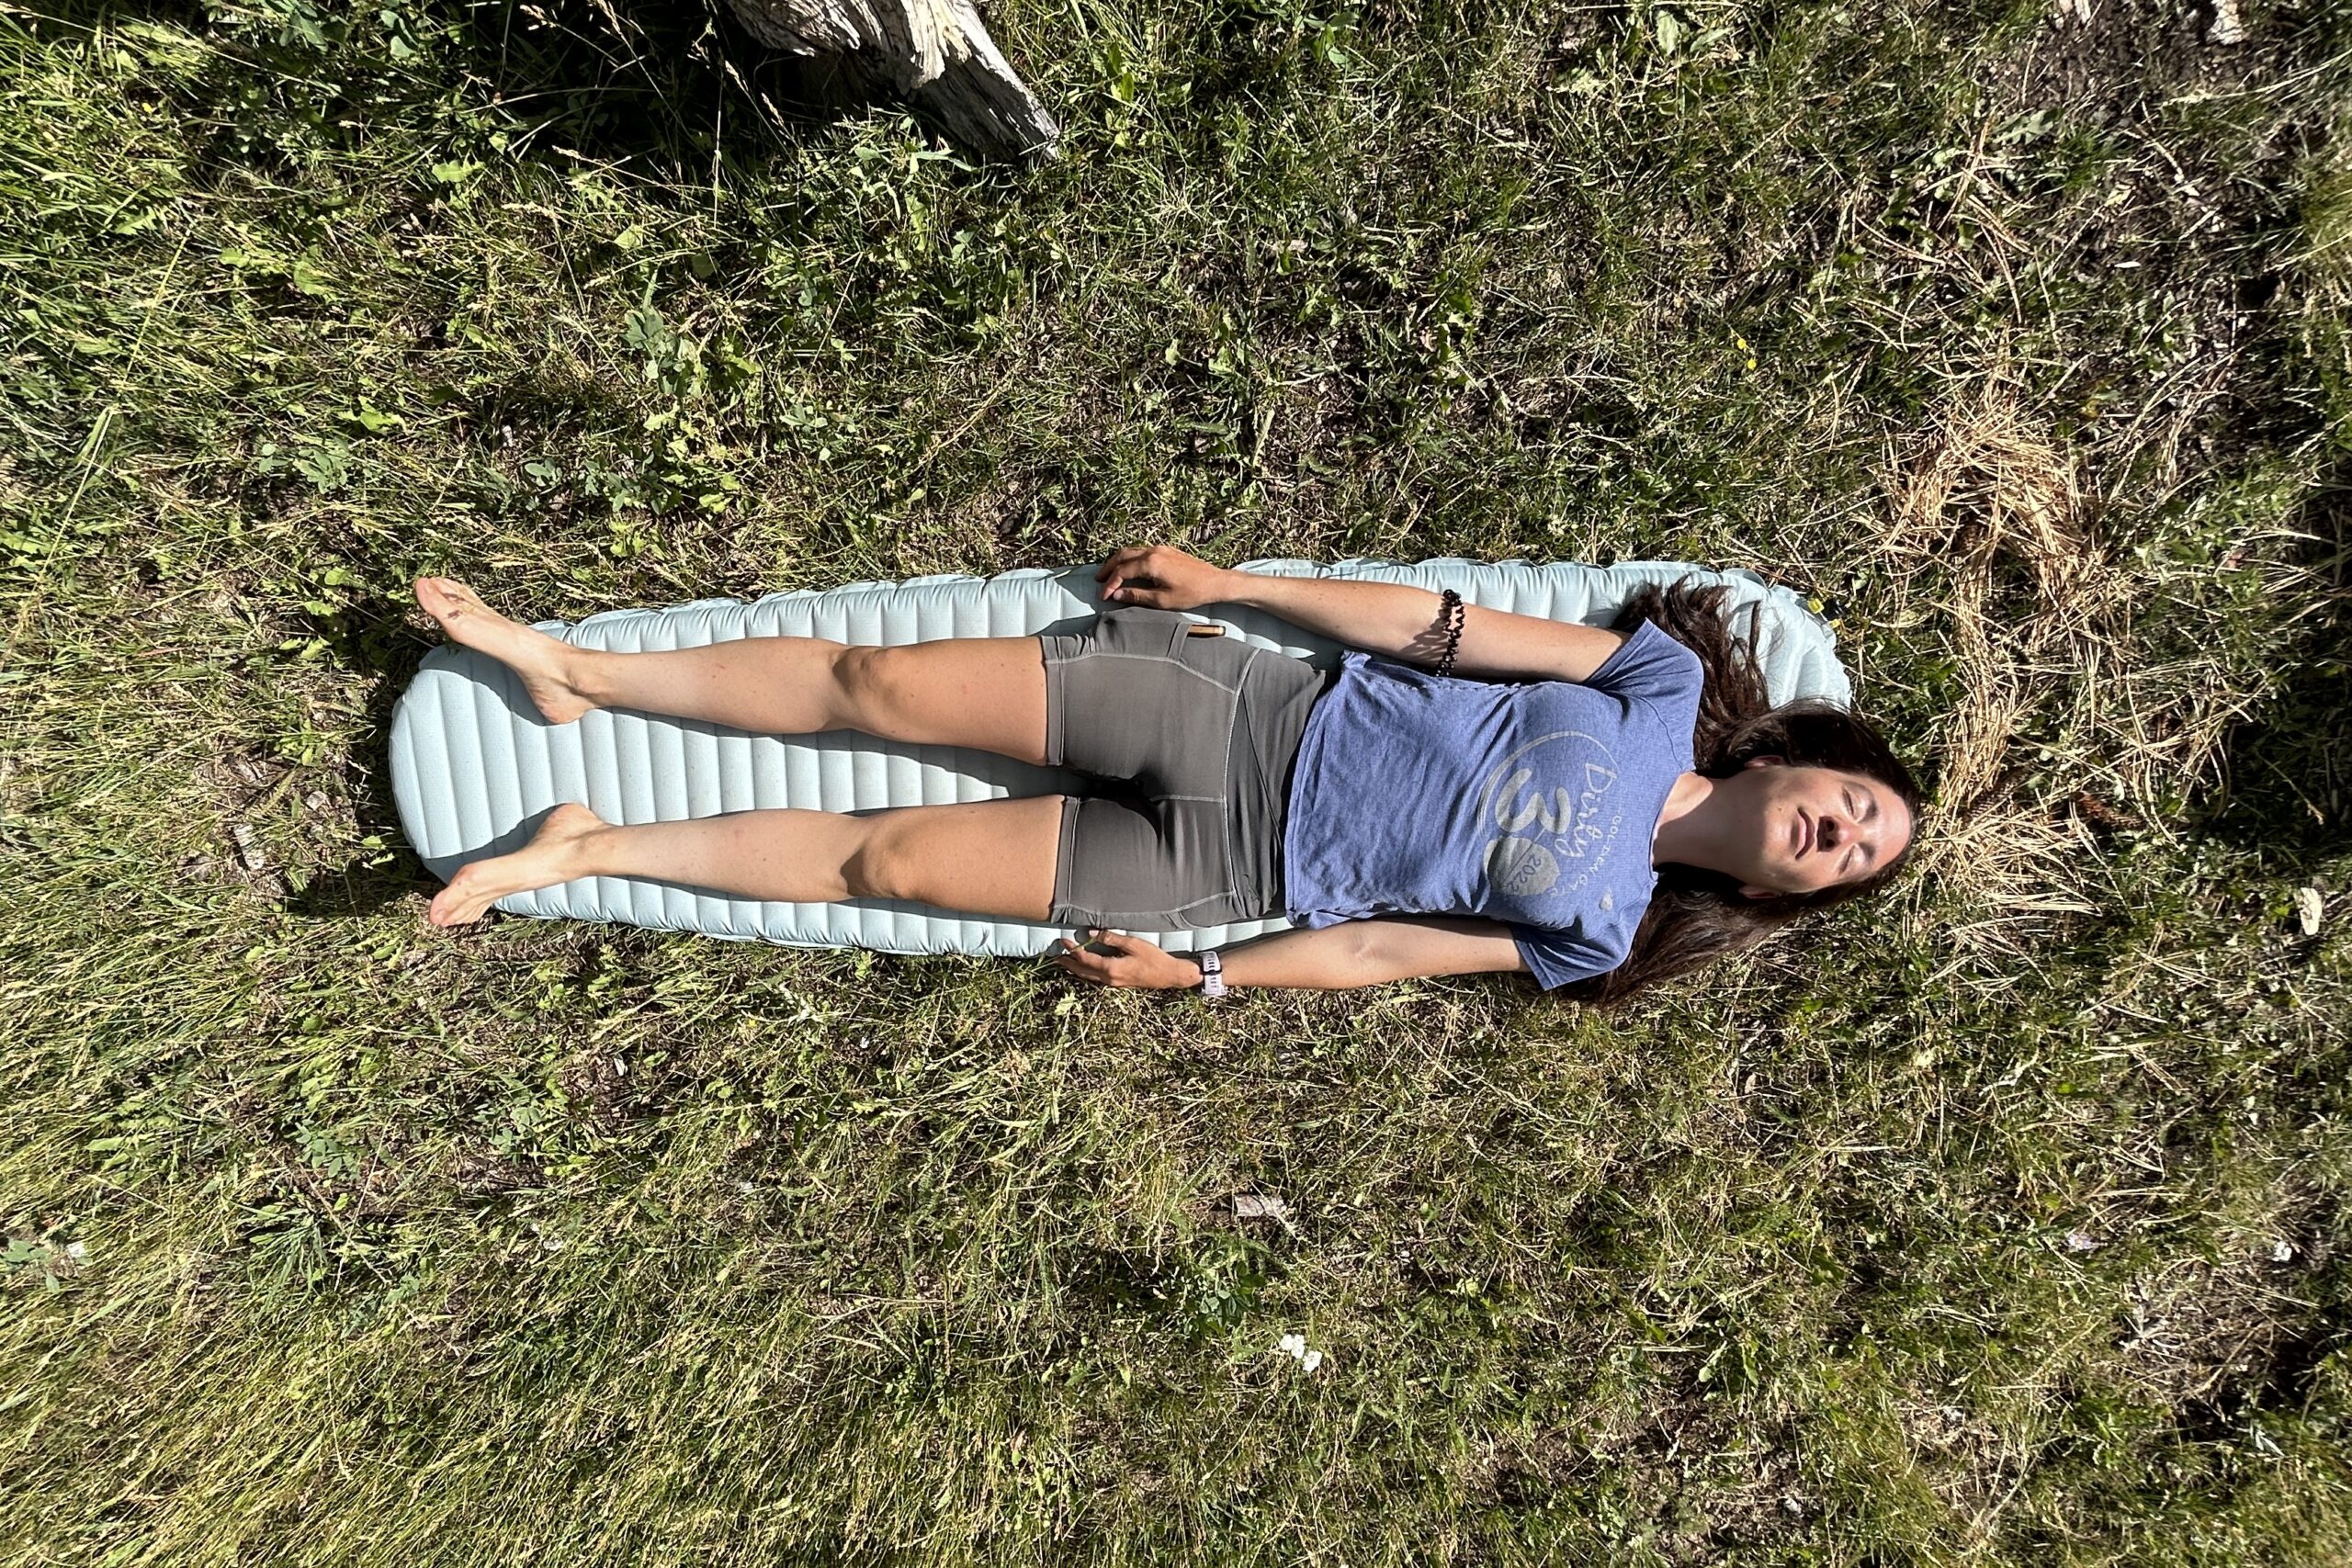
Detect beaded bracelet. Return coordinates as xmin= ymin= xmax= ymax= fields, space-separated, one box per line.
xmin=1433 ymin=588 xmax=1467 ymax=678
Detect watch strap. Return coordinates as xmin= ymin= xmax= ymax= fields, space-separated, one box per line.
xmin=1196 ymin=948 xmax=1227 ymax=998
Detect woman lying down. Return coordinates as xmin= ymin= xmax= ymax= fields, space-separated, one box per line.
xmin=413 ymin=546 xmax=1921 ymax=1003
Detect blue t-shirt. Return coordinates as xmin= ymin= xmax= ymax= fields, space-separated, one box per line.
xmin=1281 ymin=621 xmax=1704 ymax=989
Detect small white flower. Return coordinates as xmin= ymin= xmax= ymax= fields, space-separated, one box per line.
xmin=1273 ymin=1333 xmax=1329 ymax=1373
xmin=2271 ymin=1239 xmax=2294 ymax=1263
xmin=63 ymin=1241 xmax=88 ymax=1263
xmin=2064 ymin=1229 xmax=2099 ymax=1254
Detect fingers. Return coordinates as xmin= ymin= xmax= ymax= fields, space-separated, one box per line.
xmin=1055 ymin=931 xmax=1108 ymax=979
xmin=1052 ymin=929 xmax=1139 ymax=986
xmin=1096 ymin=546 xmax=1147 ymax=585
xmin=1096 ymin=547 xmax=1158 ymax=604
xmin=1052 ymin=938 xmax=1104 ymax=983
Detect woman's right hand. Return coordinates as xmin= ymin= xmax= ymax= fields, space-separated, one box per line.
xmin=1053 ymin=929 xmax=1203 ymax=990
xmin=1095 ymin=546 xmax=1232 ymax=612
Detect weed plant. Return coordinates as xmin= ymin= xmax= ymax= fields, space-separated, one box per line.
xmin=3 ymin=0 xmax=2348 ymax=1562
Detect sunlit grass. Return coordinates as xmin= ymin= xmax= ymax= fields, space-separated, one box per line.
xmin=3 ymin=0 xmax=2348 ymax=1562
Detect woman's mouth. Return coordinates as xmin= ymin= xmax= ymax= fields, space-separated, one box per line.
xmin=1794 ymin=808 xmax=1814 ymax=857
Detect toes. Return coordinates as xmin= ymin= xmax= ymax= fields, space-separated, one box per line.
xmin=429 ymin=870 xmax=491 ymax=926
xmin=416 ymin=578 xmax=482 ymax=618
xmin=431 ymin=894 xmax=486 ymax=927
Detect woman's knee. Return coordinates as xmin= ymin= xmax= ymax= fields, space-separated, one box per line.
xmin=841 ymin=799 xmax=1063 ymax=916
xmin=841 ymin=814 xmax=918 ymax=901
xmin=835 ymin=644 xmax=918 ymax=732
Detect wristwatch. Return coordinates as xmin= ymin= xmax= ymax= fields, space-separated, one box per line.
xmin=1195 ymin=948 xmax=1227 ymax=999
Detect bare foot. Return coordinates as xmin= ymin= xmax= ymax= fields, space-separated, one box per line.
xmin=429 ymin=803 xmax=605 ymax=926
xmin=414 ymin=577 xmax=597 ymax=725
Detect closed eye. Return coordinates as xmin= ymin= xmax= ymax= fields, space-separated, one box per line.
xmin=1844 ymin=788 xmax=1876 ymax=871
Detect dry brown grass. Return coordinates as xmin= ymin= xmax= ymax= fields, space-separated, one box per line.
xmin=1876 ymin=359 xmax=2319 ymax=984
xmin=1884 ymin=369 xmax=2120 ymax=977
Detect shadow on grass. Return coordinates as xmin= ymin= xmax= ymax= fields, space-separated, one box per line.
xmin=282 ymin=594 xmax=435 ymax=919
xmin=1062 ymin=1234 xmax=1281 ymax=1338
xmin=40 ymin=0 xmax=995 ymax=176
xmin=2205 ymin=470 xmax=2350 ymax=863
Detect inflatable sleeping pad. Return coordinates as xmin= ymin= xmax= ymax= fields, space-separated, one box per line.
xmin=391 ymin=558 xmax=1852 ymax=957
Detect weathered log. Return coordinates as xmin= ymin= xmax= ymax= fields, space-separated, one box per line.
xmin=722 ymin=0 xmax=1057 ymax=161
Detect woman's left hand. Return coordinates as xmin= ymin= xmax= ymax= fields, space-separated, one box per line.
xmin=1053 ymin=929 xmax=1201 ymax=990
xmin=1096 ymin=546 xmax=1231 ymax=612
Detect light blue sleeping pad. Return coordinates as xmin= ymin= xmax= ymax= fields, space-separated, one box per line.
xmin=390 ymin=558 xmax=1851 ymax=955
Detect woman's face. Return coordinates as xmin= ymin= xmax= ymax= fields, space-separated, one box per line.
xmin=1725 ymin=757 xmax=1916 ymax=897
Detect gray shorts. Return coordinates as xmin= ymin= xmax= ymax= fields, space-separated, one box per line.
xmin=1040 ymin=607 xmax=1329 ymax=930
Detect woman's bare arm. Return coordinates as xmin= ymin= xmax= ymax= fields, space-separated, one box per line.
xmin=1054 ymin=916 xmax=1529 ymax=992
xmin=1095 ymin=546 xmax=1630 ymax=684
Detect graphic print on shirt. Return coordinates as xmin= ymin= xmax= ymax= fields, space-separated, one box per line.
xmin=1475 ymin=730 xmax=1623 ymax=910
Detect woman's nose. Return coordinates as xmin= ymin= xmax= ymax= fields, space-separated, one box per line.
xmin=1818 ymin=814 xmax=1844 ymax=850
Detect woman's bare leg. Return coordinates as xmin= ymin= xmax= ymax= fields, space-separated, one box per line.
xmin=427 ymin=797 xmax=1064 ymax=927
xmin=413 ymin=578 xmax=1048 ymax=766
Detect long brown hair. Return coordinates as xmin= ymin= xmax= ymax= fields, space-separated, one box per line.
xmin=1557 ymin=581 xmax=1927 ymax=1006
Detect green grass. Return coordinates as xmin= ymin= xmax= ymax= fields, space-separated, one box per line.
xmin=4 ymin=0 xmax=2349 ymax=1562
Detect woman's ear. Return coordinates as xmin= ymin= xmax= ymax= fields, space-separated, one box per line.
xmin=1743 ymin=753 xmax=1786 ymax=771
xmin=1738 ymin=882 xmax=1777 ymax=899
